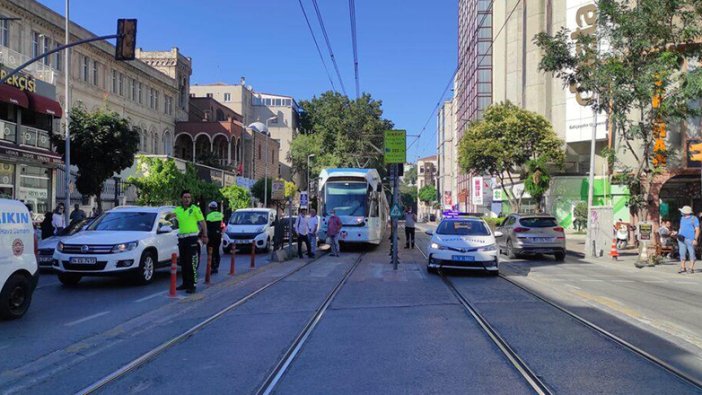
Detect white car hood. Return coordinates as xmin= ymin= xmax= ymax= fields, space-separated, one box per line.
xmin=38 ymin=236 xmax=61 ymax=250
xmin=61 ymin=231 xmax=150 ymax=245
xmin=433 ymin=234 xmax=495 ymax=249
xmin=226 ymin=225 xmax=264 ymax=234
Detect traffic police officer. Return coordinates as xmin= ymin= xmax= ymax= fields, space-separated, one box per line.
xmin=206 ymin=201 xmax=224 ymax=274
xmin=174 ymin=190 xmax=207 ymax=293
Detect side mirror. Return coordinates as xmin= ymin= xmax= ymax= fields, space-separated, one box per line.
xmin=425 ymin=230 xmax=433 ymax=236
xmin=494 ymin=231 xmax=504 ymax=238
xmin=158 ymin=225 xmax=173 ymax=234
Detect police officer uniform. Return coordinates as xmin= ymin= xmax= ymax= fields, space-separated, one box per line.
xmin=174 ymin=203 xmax=205 ymax=293
xmin=206 ymin=201 xmax=224 ymax=274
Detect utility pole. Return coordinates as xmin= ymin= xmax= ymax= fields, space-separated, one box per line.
xmin=392 ymin=163 xmax=399 ymax=270
xmin=64 ymin=0 xmax=71 ymax=222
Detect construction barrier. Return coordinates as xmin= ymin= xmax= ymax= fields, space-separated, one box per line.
xmin=229 ymin=244 xmax=236 ymax=276
xmin=205 ymin=247 xmax=213 ymax=285
xmin=169 ymin=253 xmax=177 ymax=298
xmin=250 ymin=241 xmax=256 ymax=269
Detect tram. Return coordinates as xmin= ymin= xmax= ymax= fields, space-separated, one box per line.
xmin=317 ymin=168 xmax=389 ymax=246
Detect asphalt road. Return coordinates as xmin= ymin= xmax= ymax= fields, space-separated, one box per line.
xmin=2 ymin=230 xmax=701 ymax=394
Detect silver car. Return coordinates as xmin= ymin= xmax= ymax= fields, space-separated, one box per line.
xmin=495 ymin=214 xmax=566 ymax=261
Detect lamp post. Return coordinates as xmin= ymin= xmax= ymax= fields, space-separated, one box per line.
xmin=248 ymin=115 xmax=277 ymax=207
xmin=307 ymin=154 xmax=315 ymax=194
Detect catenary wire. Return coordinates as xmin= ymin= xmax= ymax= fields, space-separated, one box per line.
xmin=311 ymin=0 xmax=348 ymax=96
xmin=297 ymin=0 xmax=337 ymax=92
xmin=349 ymin=0 xmax=360 ymax=98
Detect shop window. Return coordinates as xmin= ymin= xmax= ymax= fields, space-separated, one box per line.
xmin=19 ymin=165 xmax=50 ymax=215
xmin=0 ymin=163 xmax=15 ymax=199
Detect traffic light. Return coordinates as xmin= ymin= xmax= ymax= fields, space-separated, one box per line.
xmin=115 ymin=19 xmax=137 ymax=61
xmin=690 ymin=142 xmax=702 ymax=162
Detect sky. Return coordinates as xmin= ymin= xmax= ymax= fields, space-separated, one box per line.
xmin=38 ymin=0 xmax=457 ymax=163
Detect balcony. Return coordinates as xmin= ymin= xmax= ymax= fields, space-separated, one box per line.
xmin=20 ymin=125 xmax=52 ymax=150
xmin=0 ymin=45 xmax=57 ymax=84
xmin=0 ymin=120 xmax=17 ymax=143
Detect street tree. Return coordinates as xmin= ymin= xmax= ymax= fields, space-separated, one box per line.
xmin=291 ymin=91 xmax=394 ymax=178
xmin=524 ymin=156 xmax=552 ymax=212
xmin=534 ymin=0 xmax=702 ymax=220
xmin=251 ymin=177 xmax=272 ymax=206
xmin=402 ymin=165 xmax=418 ymax=186
xmin=457 ymin=101 xmax=564 ymax=212
xmin=418 ymin=185 xmax=437 ymax=215
xmin=53 ymin=106 xmax=140 ymax=211
xmin=128 ymin=156 xmax=184 ymax=205
xmin=220 ymin=184 xmax=250 ymax=211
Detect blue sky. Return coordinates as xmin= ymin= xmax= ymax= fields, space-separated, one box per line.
xmin=39 ymin=0 xmax=457 ymax=162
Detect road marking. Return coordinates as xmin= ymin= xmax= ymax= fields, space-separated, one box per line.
xmin=64 ymin=311 xmax=110 ymax=327
xmin=135 ymin=291 xmax=166 ymax=303
xmin=672 ymin=281 xmax=696 ymax=285
xmin=643 ymin=280 xmax=665 ymax=283
xmin=611 ymin=280 xmax=634 ymax=283
xmin=581 ymin=279 xmax=604 ymax=282
xmin=564 ymin=284 xmax=581 ymax=290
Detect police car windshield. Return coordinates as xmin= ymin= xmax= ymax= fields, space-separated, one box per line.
xmin=436 ymin=220 xmax=490 ymax=236
xmin=87 ymin=212 xmax=157 ymax=232
xmin=230 ymin=212 xmax=268 ymax=225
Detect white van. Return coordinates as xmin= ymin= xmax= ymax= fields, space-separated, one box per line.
xmin=222 ymin=208 xmax=277 ymax=253
xmin=0 ymin=198 xmax=39 ymax=320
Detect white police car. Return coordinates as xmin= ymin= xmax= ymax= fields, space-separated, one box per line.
xmin=425 ymin=216 xmax=501 ymax=275
xmin=0 ymin=198 xmax=39 ymax=319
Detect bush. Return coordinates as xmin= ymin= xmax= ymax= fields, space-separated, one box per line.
xmin=484 ymin=217 xmax=506 ymax=230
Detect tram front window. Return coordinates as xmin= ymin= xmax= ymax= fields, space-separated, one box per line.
xmin=324 ymin=182 xmax=367 ymax=217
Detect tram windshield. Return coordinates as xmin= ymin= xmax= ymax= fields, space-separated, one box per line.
xmin=324 ymin=181 xmax=368 ymax=216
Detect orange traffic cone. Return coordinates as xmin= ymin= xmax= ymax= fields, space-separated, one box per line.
xmin=610 ymin=238 xmax=619 ymax=260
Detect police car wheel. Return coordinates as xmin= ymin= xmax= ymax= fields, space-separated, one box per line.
xmin=58 ymin=272 xmax=82 ymax=286
xmin=134 ymin=251 xmax=156 ymax=285
xmin=426 ymin=265 xmax=438 ymax=275
xmin=0 ymin=273 xmax=33 ymax=320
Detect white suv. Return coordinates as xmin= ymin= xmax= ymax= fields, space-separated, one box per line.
xmin=52 ymin=206 xmax=178 ymax=286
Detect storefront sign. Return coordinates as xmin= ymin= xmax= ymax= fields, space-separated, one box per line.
xmin=472 ymin=176 xmax=483 ymax=206
xmin=638 ymin=222 xmax=653 ymax=241
xmin=0 ymin=69 xmax=36 ymax=92
xmin=0 ymin=144 xmax=61 ymax=164
xmin=492 ymin=189 xmax=503 ymax=202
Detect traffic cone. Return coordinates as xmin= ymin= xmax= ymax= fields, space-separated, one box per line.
xmin=610 ymin=238 xmax=619 ymax=260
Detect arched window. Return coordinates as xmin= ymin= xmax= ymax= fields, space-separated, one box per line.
xmin=152 ymin=133 xmax=158 ymax=154
xmin=163 ymin=131 xmax=172 ymax=156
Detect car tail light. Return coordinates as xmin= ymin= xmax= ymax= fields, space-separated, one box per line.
xmin=553 ymin=227 xmax=564 ymax=233
xmin=513 ymin=227 xmax=530 ymax=233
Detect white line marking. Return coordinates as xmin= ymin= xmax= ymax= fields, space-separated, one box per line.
xmin=581 ymin=279 xmax=603 ymax=282
xmin=135 ymin=291 xmax=166 ymax=303
xmin=611 ymin=280 xmax=634 ymax=283
xmin=643 ymin=280 xmax=665 ymax=283
xmin=564 ymin=284 xmax=581 ymax=290
xmin=64 ymin=311 xmax=110 ymax=327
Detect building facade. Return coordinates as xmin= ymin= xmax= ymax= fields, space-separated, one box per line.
xmin=456 ymin=0 xmax=493 ymax=211
xmin=437 ymin=99 xmax=457 ymax=211
xmin=417 ymin=155 xmax=438 ymax=221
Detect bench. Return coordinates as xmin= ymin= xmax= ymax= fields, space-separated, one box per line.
xmin=654 ymin=232 xmax=674 ymax=257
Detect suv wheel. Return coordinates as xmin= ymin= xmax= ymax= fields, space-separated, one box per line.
xmin=134 ymin=251 xmax=156 ymax=285
xmin=0 ymin=273 xmax=33 ymax=320
xmin=554 ymin=251 xmax=566 ymax=262
xmin=506 ymin=240 xmax=518 ymax=259
xmin=58 ymin=272 xmax=82 ymax=286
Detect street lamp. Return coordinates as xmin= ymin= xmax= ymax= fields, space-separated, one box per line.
xmin=307 ymin=154 xmax=315 ymax=194
xmin=248 ymin=115 xmax=277 ymax=207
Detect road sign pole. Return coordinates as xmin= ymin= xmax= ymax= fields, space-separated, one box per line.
xmin=392 ymin=164 xmax=399 ymax=270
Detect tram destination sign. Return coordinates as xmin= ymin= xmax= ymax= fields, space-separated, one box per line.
xmin=384 ymin=129 xmax=406 ymax=164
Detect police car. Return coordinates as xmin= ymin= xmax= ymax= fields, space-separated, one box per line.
xmin=0 ymin=199 xmax=39 ymax=320
xmin=425 ymin=215 xmax=501 ymax=275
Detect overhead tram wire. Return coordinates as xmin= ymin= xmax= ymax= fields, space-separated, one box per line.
xmin=311 ymin=0 xmax=348 ymax=96
xmin=407 ymin=0 xmax=496 ymax=151
xmin=349 ymin=0 xmax=360 ymax=99
xmin=297 ymin=0 xmax=337 ymax=92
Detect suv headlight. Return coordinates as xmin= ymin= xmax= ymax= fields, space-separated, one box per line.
xmin=431 ymin=242 xmax=447 ymax=250
xmin=478 ymin=244 xmax=497 ymax=252
xmin=112 ymin=241 xmax=139 ymax=253
xmin=57 ymin=241 xmax=64 ymax=252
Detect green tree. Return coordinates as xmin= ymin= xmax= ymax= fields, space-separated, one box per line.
xmin=220 ymin=184 xmax=250 ymax=211
xmin=402 ymin=165 xmax=418 ymax=186
xmin=251 ymin=177 xmax=273 ymax=206
xmin=524 ymin=156 xmax=552 ymax=212
xmin=574 ymin=201 xmax=588 ymax=232
xmin=457 ymin=101 xmax=564 ymax=212
xmin=418 ymin=185 xmax=437 ymax=208
xmin=534 ymin=0 xmax=702 ymax=220
xmin=53 ymin=106 xmax=140 ymax=211
xmin=128 ymin=156 xmax=184 ymax=205
xmin=400 ymin=184 xmax=418 ymax=213
xmin=284 ymin=180 xmax=297 ymax=198
xmin=291 ymin=91 xmax=394 ymax=178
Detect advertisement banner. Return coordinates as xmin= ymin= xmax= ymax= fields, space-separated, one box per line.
xmin=472 ymin=176 xmax=483 ymax=206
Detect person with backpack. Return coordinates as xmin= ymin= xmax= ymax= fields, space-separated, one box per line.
xmin=677 ymin=206 xmax=700 ymax=274
xmin=206 ymin=201 xmax=224 ymax=274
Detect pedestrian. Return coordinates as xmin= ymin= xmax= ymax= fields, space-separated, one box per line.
xmin=91 ymin=206 xmax=98 ymax=217
xmin=40 ymin=211 xmax=53 ymax=239
xmin=676 ymin=205 xmax=699 ymax=274
xmin=206 ymin=201 xmax=223 ymax=274
xmin=327 ymin=208 xmax=342 ymax=257
xmin=52 ymin=204 xmax=65 ymax=235
xmin=69 ymin=203 xmax=86 ymax=224
xmin=294 ymin=208 xmax=312 ymax=258
xmin=174 ymin=190 xmax=208 ymax=293
xmin=308 ymin=208 xmax=319 ymax=258
xmin=404 ymin=207 xmax=417 ymax=249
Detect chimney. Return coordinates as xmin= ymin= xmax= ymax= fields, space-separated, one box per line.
xmin=240 ymin=76 xmax=246 ymax=86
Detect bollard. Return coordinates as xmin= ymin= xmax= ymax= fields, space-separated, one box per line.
xmin=205 ymin=247 xmax=213 ymax=285
xmin=250 ymin=240 xmax=256 ymax=269
xmin=229 ymin=244 xmax=236 ymax=275
xmin=169 ymin=253 xmax=177 ymax=298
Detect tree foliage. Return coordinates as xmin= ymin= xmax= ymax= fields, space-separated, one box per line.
xmin=291 ymin=92 xmax=394 ymax=179
xmin=284 ymin=180 xmax=297 ymax=198
xmin=524 ymin=156 xmax=552 ymax=211
xmin=457 ymin=101 xmax=564 ymax=212
xmin=534 ymin=0 xmax=702 ymax=219
xmin=251 ymin=177 xmax=273 ymax=206
xmin=220 ymin=184 xmax=250 ymax=211
xmin=53 ymin=106 xmax=140 ymax=211
xmin=418 ymin=185 xmax=437 ymax=205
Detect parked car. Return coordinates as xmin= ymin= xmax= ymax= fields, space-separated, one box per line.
xmin=37 ymin=217 xmax=94 ymax=270
xmin=222 ymin=208 xmax=277 ymax=253
xmin=0 ymin=198 xmax=39 ymax=319
xmin=425 ymin=215 xmax=500 ymax=275
xmin=52 ymin=206 xmax=178 ymax=286
xmin=495 ymin=213 xmax=566 ymax=261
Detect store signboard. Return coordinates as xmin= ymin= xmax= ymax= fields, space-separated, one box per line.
xmin=472 ymin=176 xmax=483 ymax=206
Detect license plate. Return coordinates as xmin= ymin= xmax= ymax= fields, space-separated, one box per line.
xmin=452 ymin=255 xmax=475 ymax=262
xmin=532 ymin=237 xmax=553 ymax=242
xmin=38 ymin=256 xmax=53 ymax=263
xmin=70 ymin=257 xmax=97 ymax=264
xmin=235 ymin=239 xmax=252 ymax=244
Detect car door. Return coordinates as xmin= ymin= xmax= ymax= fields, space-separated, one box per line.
xmin=497 ymin=216 xmax=513 ymax=247
xmin=155 ymin=210 xmax=179 ymax=264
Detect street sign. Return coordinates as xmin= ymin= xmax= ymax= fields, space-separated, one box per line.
xmin=390 ymin=203 xmax=403 ymax=220
xmin=384 ymin=130 xmax=406 ymax=164
xmin=300 ymin=191 xmax=309 ymax=209
xmin=638 ymin=222 xmax=653 ymax=241
xmin=271 ymin=180 xmax=285 ymax=200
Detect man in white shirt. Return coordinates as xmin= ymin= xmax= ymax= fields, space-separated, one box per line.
xmin=52 ymin=204 xmax=66 ymax=235
xmin=294 ymin=208 xmax=312 ymax=258
xmin=308 ymin=209 xmax=319 ymax=258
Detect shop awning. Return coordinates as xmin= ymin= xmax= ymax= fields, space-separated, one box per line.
xmin=26 ymin=92 xmax=62 ymax=118
xmin=0 ymin=84 xmax=29 ymax=108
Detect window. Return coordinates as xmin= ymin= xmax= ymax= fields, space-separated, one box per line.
xmin=42 ymin=36 xmax=51 ymax=65
xmin=31 ymin=31 xmax=40 ymax=58
xmin=436 ymin=220 xmax=490 ymax=236
xmin=138 ymin=82 xmax=143 ymax=104
xmin=206 ymin=93 xmax=213 ymax=98
xmin=129 ymin=79 xmax=135 ymax=101
xmin=112 ymin=70 xmax=117 ymax=93
xmin=118 ymin=73 xmax=124 ymax=96
xmin=0 ymin=17 xmax=9 ymax=47
xmin=154 ymin=90 xmax=159 ymax=111
xmin=223 ymin=93 xmax=231 ymax=102
xmin=284 ymin=99 xmax=292 ymax=106
xmin=271 ymin=150 xmax=275 ymax=163
xmin=81 ymin=55 xmax=89 ymax=81
xmin=54 ymin=43 xmax=62 ymax=71
xmin=258 ymin=144 xmax=261 ymax=160
xmin=164 ymin=96 xmax=172 ymax=114
xmin=274 ymin=98 xmax=281 ymax=106
xmin=92 ymin=61 xmax=99 ymax=85
xmin=149 ymin=88 xmax=155 ymax=108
